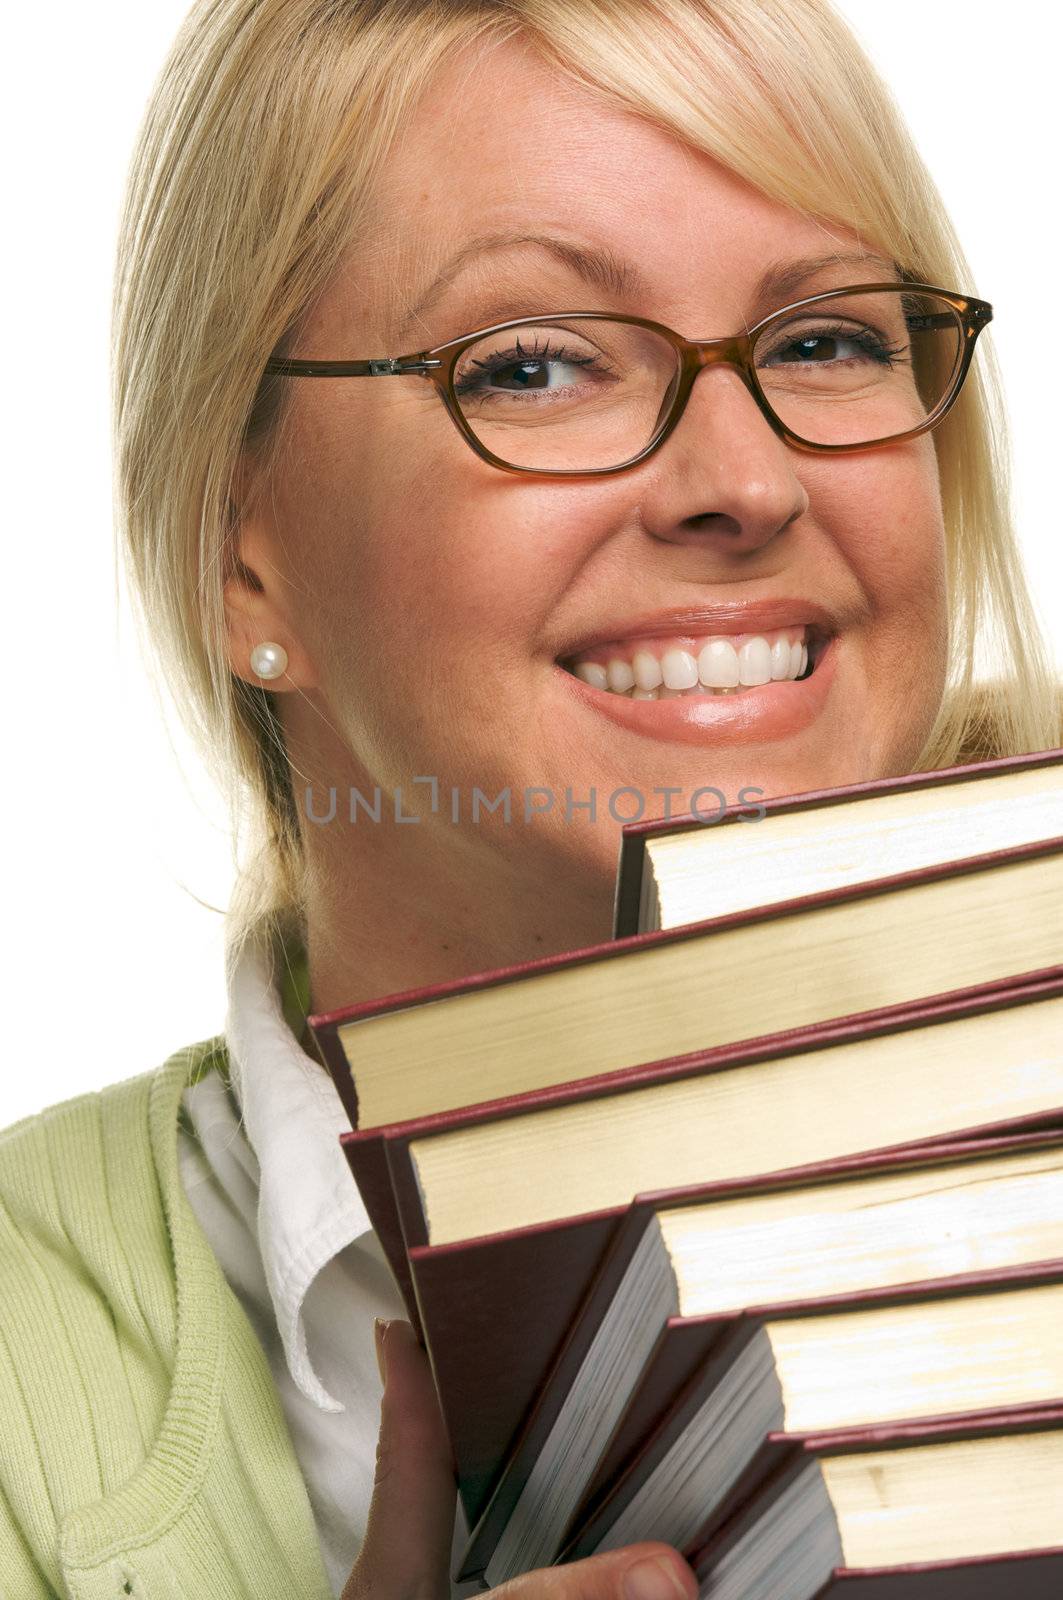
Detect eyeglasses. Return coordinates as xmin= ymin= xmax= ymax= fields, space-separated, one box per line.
xmin=263 ymin=282 xmax=992 ymax=477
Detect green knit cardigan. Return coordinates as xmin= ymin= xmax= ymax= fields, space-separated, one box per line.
xmin=0 ymin=1032 xmax=335 ymax=1599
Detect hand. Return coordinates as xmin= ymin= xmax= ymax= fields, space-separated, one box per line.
xmin=341 ymin=1318 xmax=699 ymax=1600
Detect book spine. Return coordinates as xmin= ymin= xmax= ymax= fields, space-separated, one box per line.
xmin=411 ymin=1207 xmax=626 ymax=1530
xmin=337 ymin=1131 xmax=421 ymax=1330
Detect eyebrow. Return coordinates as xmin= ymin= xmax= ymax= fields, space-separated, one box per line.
xmin=393 ymin=231 xmax=649 ymax=342
xmin=392 ymin=233 xmax=901 ymax=345
xmin=754 ymin=250 xmax=902 ymax=306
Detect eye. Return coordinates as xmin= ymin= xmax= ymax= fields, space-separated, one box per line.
xmin=454 ymin=333 xmax=617 ymax=402
xmin=757 ymin=320 xmax=907 ymax=369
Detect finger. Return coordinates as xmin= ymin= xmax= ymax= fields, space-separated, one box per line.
xmin=341 ymin=1318 xmax=457 ymax=1600
xmin=495 ymin=1541 xmax=699 ymax=1600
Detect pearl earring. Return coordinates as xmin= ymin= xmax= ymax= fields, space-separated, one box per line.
xmin=249 ymin=642 xmax=288 ymax=681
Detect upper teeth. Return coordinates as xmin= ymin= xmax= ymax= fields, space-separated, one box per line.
xmin=566 ymin=626 xmax=811 ymax=696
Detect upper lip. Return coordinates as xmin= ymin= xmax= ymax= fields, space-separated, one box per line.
xmin=555 ymin=597 xmax=841 ymax=660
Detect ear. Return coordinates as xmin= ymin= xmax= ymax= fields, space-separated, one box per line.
xmin=224 ymin=466 xmax=319 ymax=694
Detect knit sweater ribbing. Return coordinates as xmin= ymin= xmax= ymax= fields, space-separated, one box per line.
xmin=0 ymin=1038 xmax=333 ymax=1600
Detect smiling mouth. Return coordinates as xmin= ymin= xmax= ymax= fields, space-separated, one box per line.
xmin=557 ymin=623 xmax=830 ymax=699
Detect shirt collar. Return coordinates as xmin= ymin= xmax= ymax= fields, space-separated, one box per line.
xmin=223 ymin=920 xmax=373 ymax=1412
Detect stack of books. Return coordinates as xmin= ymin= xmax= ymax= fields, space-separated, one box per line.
xmin=310 ymin=747 xmax=1063 ymax=1595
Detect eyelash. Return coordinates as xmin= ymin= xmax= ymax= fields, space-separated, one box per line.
xmin=758 ymin=321 xmax=910 ymax=367
xmin=453 ymin=335 xmax=613 ymax=398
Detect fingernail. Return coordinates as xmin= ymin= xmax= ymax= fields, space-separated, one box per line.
xmin=374 ymin=1318 xmax=390 ymax=1385
xmin=623 ymin=1556 xmax=693 ymax=1600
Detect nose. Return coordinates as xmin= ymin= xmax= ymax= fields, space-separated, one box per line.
xmin=636 ymin=354 xmax=810 ymax=553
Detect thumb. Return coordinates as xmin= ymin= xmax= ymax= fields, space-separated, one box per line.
xmin=341 ymin=1318 xmax=457 ymax=1600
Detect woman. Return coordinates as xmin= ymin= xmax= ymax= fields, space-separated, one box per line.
xmin=2 ymin=1 xmax=1059 ymax=1597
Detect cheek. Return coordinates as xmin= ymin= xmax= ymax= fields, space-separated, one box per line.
xmin=286 ymin=414 xmax=576 ymax=743
xmin=313 ymin=430 xmax=590 ymax=670
xmin=827 ymin=440 xmax=948 ymax=638
xmin=818 ymin=440 xmax=950 ymax=772
xmin=278 ymin=403 xmax=474 ymax=673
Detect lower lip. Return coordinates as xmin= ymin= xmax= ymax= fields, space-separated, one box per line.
xmin=556 ymin=635 xmax=838 ymax=747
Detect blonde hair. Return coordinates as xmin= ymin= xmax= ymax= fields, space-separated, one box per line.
xmin=112 ymin=0 xmax=1062 ymax=961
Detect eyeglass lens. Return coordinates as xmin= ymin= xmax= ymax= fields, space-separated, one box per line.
xmin=450 ymin=288 xmax=965 ymax=470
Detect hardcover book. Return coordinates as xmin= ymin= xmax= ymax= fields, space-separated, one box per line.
xmin=687 ymin=1408 xmax=1063 ymax=1600
xmin=611 ymin=744 xmax=1063 ymax=936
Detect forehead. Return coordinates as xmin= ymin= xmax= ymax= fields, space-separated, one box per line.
xmin=332 ymin=33 xmax=872 ymax=340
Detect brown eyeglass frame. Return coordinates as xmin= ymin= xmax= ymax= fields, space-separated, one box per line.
xmin=262 ymin=282 xmax=993 ymax=477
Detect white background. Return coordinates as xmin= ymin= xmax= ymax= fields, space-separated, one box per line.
xmin=3 ymin=2 xmax=1059 ymax=1127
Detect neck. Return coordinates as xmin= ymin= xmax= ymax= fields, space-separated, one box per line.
xmin=299 ymin=812 xmax=616 ymax=1021
xmin=277 ymin=702 xmax=620 ymax=1021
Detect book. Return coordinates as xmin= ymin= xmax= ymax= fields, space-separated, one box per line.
xmin=687 ymin=1409 xmax=1063 ymax=1599
xmin=612 ymin=744 xmax=1063 ymax=936
xmin=363 ymin=973 xmax=1063 ymax=1524
xmin=313 ymin=835 xmax=1063 ymax=1300
xmin=559 ymin=1269 xmax=1063 ymax=1565
xmin=459 ymin=1132 xmax=1063 ymax=1584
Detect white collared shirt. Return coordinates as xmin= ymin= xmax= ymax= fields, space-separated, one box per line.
xmin=176 ymin=924 xmax=478 ymax=1597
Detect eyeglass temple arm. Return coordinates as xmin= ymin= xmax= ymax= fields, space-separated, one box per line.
xmin=909 ymin=307 xmax=992 ymax=332
xmin=263 ymin=355 xmax=444 ymax=376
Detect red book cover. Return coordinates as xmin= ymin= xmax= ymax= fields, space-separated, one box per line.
xmin=411 ymin=1204 xmax=624 ymax=1524
xmin=612 ymin=744 xmax=1063 ymax=937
